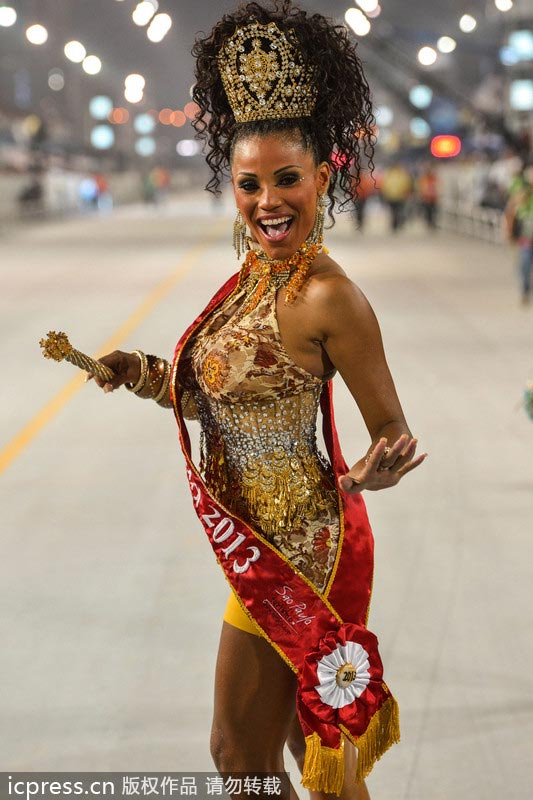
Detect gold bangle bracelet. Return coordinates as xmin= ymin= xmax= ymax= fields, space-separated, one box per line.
xmin=154 ymin=360 xmax=171 ymax=404
xmin=125 ymin=350 xmax=148 ymax=393
xmin=140 ymin=354 xmax=165 ymax=399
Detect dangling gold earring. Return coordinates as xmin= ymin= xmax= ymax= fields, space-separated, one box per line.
xmin=233 ymin=210 xmax=248 ymax=260
xmin=310 ymin=193 xmax=326 ymax=245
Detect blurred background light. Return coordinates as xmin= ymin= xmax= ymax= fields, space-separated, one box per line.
xmin=0 ymin=6 xmax=17 ymax=26
xmin=64 ymin=41 xmax=86 ymax=63
xmin=176 ymin=139 xmax=200 ymax=157
xmin=170 ymin=110 xmax=186 ymax=127
xmin=418 ymin=46 xmax=437 ymax=66
xmin=366 ymin=4 xmax=381 ymax=18
xmin=494 ymin=0 xmax=513 ymax=10
xmin=459 ymin=15 xmax=477 ymax=33
xmin=124 ymin=75 xmax=145 ymax=104
xmin=409 ymin=84 xmax=433 ymax=109
xmin=134 ymin=113 xmax=156 ymax=134
xmin=124 ymin=87 xmax=143 ymax=103
xmin=184 ymin=101 xmax=200 ymax=119
xmin=375 ymin=105 xmax=394 ymax=126
xmin=345 ymin=8 xmax=371 ymax=37
xmin=509 ymin=79 xmax=533 ymax=111
xmin=90 ymin=125 xmax=115 ymax=150
xmin=437 ymin=36 xmax=457 ymax=54
xmin=508 ymin=30 xmax=533 ymax=61
xmin=48 ymin=69 xmax=65 ymax=92
xmin=355 ymin=0 xmax=378 ymax=12
xmin=410 ymin=117 xmax=431 ymax=138
xmin=89 ymin=96 xmax=113 ymax=120
xmin=82 ymin=56 xmax=102 ymax=75
xmin=132 ymin=1 xmax=158 ymax=27
xmin=431 ymin=134 xmax=461 ymax=158
xmin=125 ymin=73 xmax=145 ymax=90
xmin=135 ymin=136 xmax=156 ymax=156
xmin=109 ymin=107 xmax=130 ymax=124
xmin=26 ymin=24 xmax=48 ymax=45
xmin=499 ymin=46 xmax=519 ymax=66
xmin=147 ymin=13 xmax=172 ymax=42
xmin=158 ymin=108 xmax=173 ymax=124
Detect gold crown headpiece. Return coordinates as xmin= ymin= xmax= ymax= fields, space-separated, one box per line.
xmin=218 ymin=21 xmax=317 ymax=124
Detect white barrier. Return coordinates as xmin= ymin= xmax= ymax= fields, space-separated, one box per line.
xmin=438 ymin=203 xmax=504 ymax=244
xmin=0 ymin=168 xmax=199 ymax=223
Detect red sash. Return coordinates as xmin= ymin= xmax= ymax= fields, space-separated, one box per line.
xmin=170 ymin=272 xmax=399 ymax=792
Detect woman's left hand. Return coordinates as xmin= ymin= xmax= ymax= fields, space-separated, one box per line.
xmin=338 ymin=435 xmax=427 ymax=494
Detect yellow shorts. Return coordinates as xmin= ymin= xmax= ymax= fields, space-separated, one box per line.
xmin=223 ymin=591 xmax=262 ymax=637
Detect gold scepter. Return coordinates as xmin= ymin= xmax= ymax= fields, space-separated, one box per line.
xmin=39 ymin=331 xmax=114 ymax=382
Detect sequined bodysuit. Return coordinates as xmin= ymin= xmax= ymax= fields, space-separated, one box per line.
xmin=187 ymin=272 xmax=340 ymax=592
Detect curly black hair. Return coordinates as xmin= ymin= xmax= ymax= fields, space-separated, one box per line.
xmin=191 ymin=0 xmax=375 ymax=220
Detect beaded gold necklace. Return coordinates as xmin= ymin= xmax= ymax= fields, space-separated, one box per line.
xmin=238 ymin=238 xmax=324 ymax=315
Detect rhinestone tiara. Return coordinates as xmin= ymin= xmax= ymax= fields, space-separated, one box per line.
xmin=218 ymin=21 xmax=317 ymax=123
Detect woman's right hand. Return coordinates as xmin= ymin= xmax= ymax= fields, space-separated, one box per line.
xmin=85 ymin=350 xmax=140 ymax=393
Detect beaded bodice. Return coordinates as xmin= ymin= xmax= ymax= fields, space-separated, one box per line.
xmin=188 ymin=271 xmax=339 ymax=584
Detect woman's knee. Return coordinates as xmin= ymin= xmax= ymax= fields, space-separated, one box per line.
xmin=210 ymin=719 xmax=284 ymax=773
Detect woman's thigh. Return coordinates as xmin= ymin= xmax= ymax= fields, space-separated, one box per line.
xmin=212 ymin=622 xmax=371 ymax=798
xmin=211 ymin=621 xmax=298 ymax=768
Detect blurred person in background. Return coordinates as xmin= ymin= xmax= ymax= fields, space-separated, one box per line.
xmin=94 ymin=173 xmax=113 ymax=212
xmin=150 ymin=166 xmax=171 ymax=205
xmin=380 ymin=161 xmax=412 ymax=232
xmin=141 ymin=167 xmax=170 ymax=205
xmin=416 ymin=164 xmax=439 ymax=230
xmin=352 ymin=168 xmax=376 ymax=232
xmin=504 ymin=162 xmax=533 ymax=305
xmin=17 ymin=176 xmax=43 ymax=218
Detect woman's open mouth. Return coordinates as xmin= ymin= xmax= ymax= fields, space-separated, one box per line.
xmin=257 ymin=215 xmax=294 ymax=242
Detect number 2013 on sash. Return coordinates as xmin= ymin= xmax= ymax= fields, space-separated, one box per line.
xmin=188 ymin=471 xmax=260 ymax=574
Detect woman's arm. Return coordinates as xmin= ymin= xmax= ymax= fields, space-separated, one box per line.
xmin=308 ymin=272 xmax=426 ymax=493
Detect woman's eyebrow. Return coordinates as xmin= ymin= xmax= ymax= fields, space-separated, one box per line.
xmin=237 ymin=164 xmax=303 ymax=177
xmin=274 ymin=164 xmax=302 ymax=174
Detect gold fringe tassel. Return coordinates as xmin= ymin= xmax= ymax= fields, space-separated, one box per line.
xmin=302 ymin=732 xmax=345 ymax=796
xmin=352 ymin=696 xmax=401 ymax=784
xmin=302 ymin=698 xmax=400 ymax=795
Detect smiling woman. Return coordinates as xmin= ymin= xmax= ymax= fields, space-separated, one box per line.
xmin=88 ymin=2 xmax=426 ymax=797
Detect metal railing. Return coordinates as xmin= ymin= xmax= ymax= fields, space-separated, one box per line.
xmin=438 ymin=203 xmax=504 ymax=244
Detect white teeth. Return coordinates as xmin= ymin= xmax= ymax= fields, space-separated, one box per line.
xmin=260 ymin=216 xmax=291 ymax=225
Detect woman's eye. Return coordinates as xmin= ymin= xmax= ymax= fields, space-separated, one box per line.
xmin=278 ymin=173 xmax=300 ymax=186
xmin=238 ymin=181 xmax=258 ymax=192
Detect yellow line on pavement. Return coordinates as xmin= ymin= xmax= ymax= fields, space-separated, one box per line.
xmin=0 ymin=230 xmax=223 ymax=477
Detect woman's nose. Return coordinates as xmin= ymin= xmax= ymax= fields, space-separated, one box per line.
xmin=258 ymin=184 xmax=282 ymax=210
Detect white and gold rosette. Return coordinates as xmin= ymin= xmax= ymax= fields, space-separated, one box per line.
xmin=315 ymin=639 xmax=371 ymax=709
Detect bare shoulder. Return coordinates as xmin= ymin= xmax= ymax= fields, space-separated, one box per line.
xmin=305 ymin=254 xmax=376 ymax=334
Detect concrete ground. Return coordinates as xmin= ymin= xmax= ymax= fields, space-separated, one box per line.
xmin=1 ymin=195 xmax=532 ymax=799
